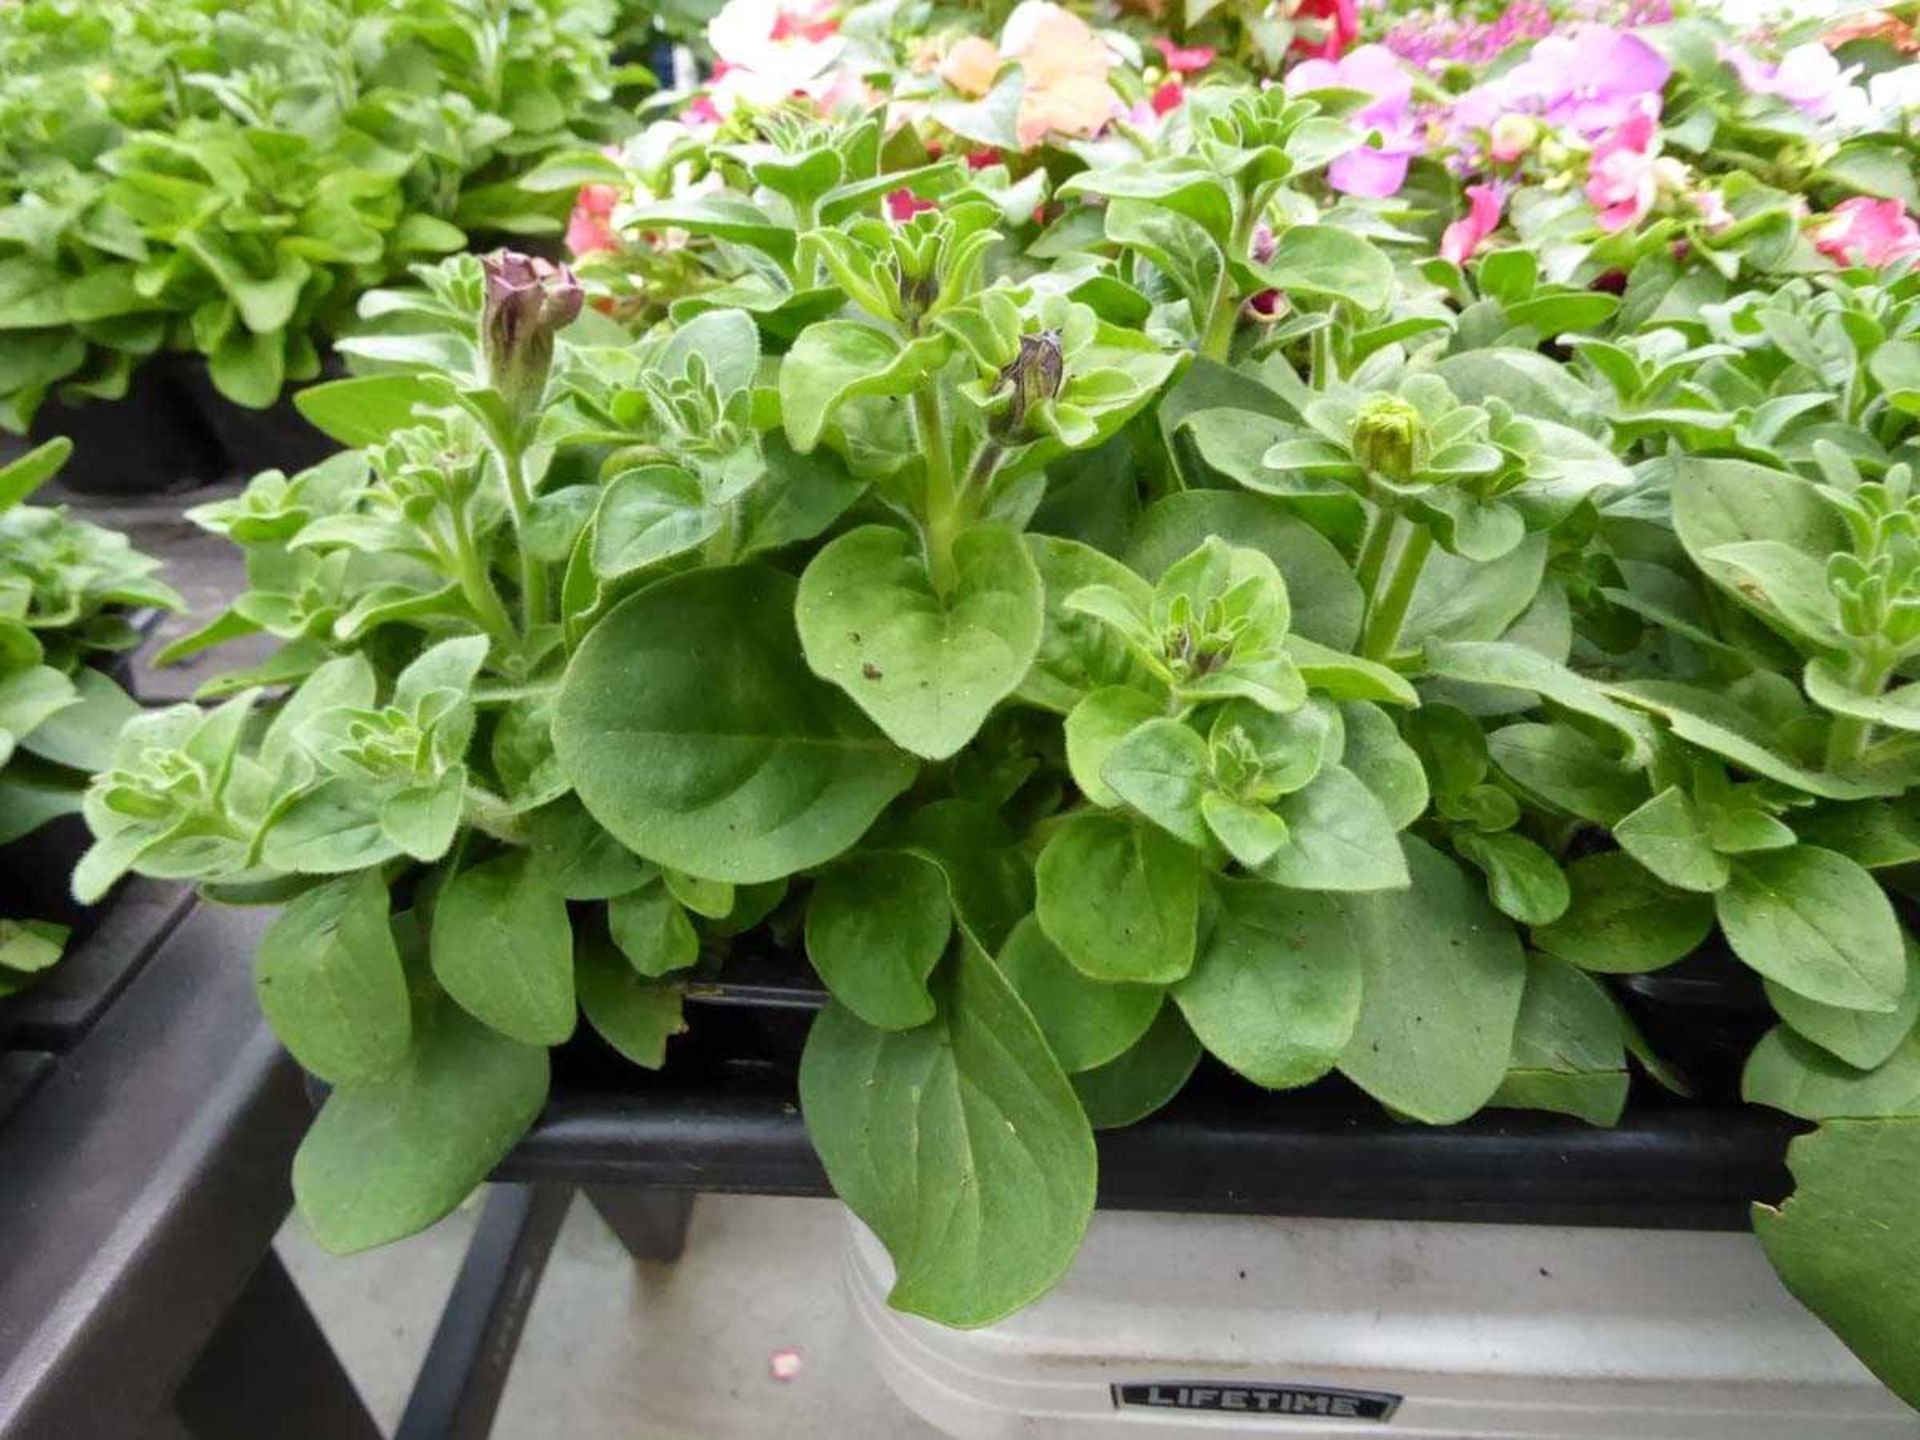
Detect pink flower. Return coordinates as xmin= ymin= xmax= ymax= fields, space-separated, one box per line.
xmin=565 ymin=183 xmax=621 ymax=257
xmin=1815 ymin=197 xmax=1920 ymax=267
xmin=964 ymin=148 xmax=1004 ymax=170
xmin=1152 ymin=37 xmax=1217 ymax=74
xmin=1150 ymin=80 xmax=1186 ymax=115
xmin=1721 ymin=42 xmax=1857 ymax=119
xmin=1690 ymin=188 xmax=1733 ymax=233
xmin=1441 ymin=183 xmax=1505 ymax=263
xmin=886 ymin=189 xmax=937 ymax=222
xmin=1450 ymin=25 xmax=1669 ymax=144
xmin=1286 ymin=45 xmax=1419 ymax=198
xmin=1585 ymin=106 xmax=1658 ymax=231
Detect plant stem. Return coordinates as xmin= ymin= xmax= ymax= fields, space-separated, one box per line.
xmin=495 ymin=440 xmax=550 ymax=631
xmin=1361 ymin=525 xmax=1435 ymax=661
xmin=914 ymin=385 xmax=962 ymax=595
xmin=1309 ymin=321 xmax=1337 ymax=391
xmin=1824 ymin=653 xmax=1891 ymax=768
xmin=448 ymin=500 xmax=520 ymax=652
xmin=1353 ymin=507 xmax=1398 ymax=600
xmin=1198 ymin=208 xmax=1261 ymax=363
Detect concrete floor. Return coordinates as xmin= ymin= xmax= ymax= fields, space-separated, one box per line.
xmin=275 ymin=1192 xmax=947 ymax=1440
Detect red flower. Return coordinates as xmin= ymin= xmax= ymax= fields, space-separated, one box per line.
xmin=1291 ymin=0 xmax=1358 ymax=59
xmin=886 ymin=189 xmax=938 ymax=222
xmin=965 ymin=148 xmax=1005 ymax=170
xmin=1150 ymin=80 xmax=1186 ymax=115
xmin=1151 ymin=37 xmax=1217 ymax=75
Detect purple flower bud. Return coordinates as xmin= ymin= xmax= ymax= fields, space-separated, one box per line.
xmin=995 ymin=329 xmax=1065 ymax=436
xmin=1252 ymin=222 xmax=1277 ymax=267
xmin=482 ymin=250 xmax=584 ymax=425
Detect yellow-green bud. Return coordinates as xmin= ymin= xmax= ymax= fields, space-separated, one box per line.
xmin=1352 ymin=395 xmax=1428 ymax=482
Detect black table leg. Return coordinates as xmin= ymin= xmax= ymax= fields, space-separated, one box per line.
xmin=170 ymin=1251 xmax=381 ymax=1440
xmin=393 ymin=1184 xmax=573 ymax=1440
xmin=586 ymin=1188 xmax=695 ymax=1263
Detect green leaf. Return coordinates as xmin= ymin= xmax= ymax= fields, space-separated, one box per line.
xmin=1070 ymin=1004 xmax=1202 ymax=1129
xmin=1614 ymin=786 xmax=1731 ymax=893
xmin=1035 ymin=812 xmax=1200 ymax=984
xmin=576 ymin=941 xmax=685 ymax=1069
xmin=1335 ymin=837 xmax=1528 ymax=1123
xmin=1174 ymin=880 xmax=1361 ymax=1089
xmin=524 ymin=797 xmax=651 ymax=901
xmin=806 ymin=852 xmax=953 ymax=1030
xmin=1671 ymin=456 xmax=1846 ymax=622
xmin=1453 ymin=830 xmax=1570 ymax=926
xmin=608 ymin=882 xmax=700 ymax=978
xmin=1018 ymin=537 xmax=1159 ymax=713
xmin=1699 ymin=540 xmax=1846 ymax=650
xmin=293 ymin=997 xmax=548 ymax=1254
xmin=590 ymin=466 xmax=719 ymax=580
xmin=255 ymin=872 xmax=411 ymax=1086
xmin=799 ymin=945 xmax=1097 ymax=1328
xmin=1717 ymin=846 xmax=1905 ymax=1011
xmin=1259 ymin=766 xmax=1409 ymax=892
xmin=1101 ymin=717 xmax=1213 ymax=846
xmin=1744 ymin=1027 xmax=1920 ymax=1120
xmin=1532 ymin=851 xmax=1715 ymax=974
xmin=1262 ymin=225 xmax=1393 ymax=311
xmin=294 ymin=375 xmax=444 ymax=447
xmin=431 ymin=853 xmax=576 ymax=1046
xmin=1488 ymin=955 xmax=1629 ymax=1127
xmin=1755 ymin=1119 xmax=1920 ymax=1408
xmin=1065 ymin=686 xmax=1164 ymax=808
xmin=0 ymin=437 xmax=70 ymax=510
xmin=262 ymin=779 xmax=400 ymax=875
xmin=1424 ymin=641 xmax=1651 ymax=764
xmin=1611 ymin=680 xmax=1878 ymax=802
xmin=1339 ymin=701 xmax=1428 ymax=829
xmin=19 ymin=667 xmax=139 ymax=773
xmin=555 ymin=566 xmax=916 ymax=884
xmin=1489 ymin=722 xmax=1644 ymax=826
xmin=1768 ymin=939 xmax=1920 ymax=1071
xmin=997 ymin=914 xmax=1161 ymax=1073
xmin=780 ymin=323 xmax=946 ymax=453
xmin=1125 ymin=491 xmax=1362 ymax=651
xmin=796 ymin=523 xmax=1043 ymax=760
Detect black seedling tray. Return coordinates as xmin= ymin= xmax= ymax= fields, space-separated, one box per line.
xmin=509 ymin=942 xmax=1797 ymax=1231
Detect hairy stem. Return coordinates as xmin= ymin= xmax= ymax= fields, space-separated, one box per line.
xmin=1824 ymin=653 xmax=1892 ymax=768
xmin=1361 ymin=525 xmax=1435 ymax=662
xmin=914 ymin=385 xmax=962 ymax=595
xmin=495 ymin=440 xmax=550 ymax=631
xmin=448 ymin=499 xmax=520 ymax=652
xmin=1352 ymin=507 xmax=1399 ymax=601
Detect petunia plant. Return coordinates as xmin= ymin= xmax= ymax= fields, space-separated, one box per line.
xmin=62 ymin=22 xmax=1920 ymax=1414
xmin=0 ymin=437 xmax=181 ymax=980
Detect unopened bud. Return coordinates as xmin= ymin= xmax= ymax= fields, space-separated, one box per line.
xmin=995 ymin=329 xmax=1065 ymax=435
xmin=1352 ymin=394 xmax=1428 ymax=482
xmin=482 ymin=251 xmax=584 ymax=426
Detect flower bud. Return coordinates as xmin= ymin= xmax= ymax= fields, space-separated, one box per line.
xmin=995 ymin=329 xmax=1066 ymax=435
xmin=1352 ymin=394 xmax=1429 ymax=482
xmin=482 ymin=251 xmax=584 ymax=426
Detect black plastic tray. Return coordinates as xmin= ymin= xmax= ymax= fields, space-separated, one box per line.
xmin=503 ymin=943 xmax=1796 ymax=1232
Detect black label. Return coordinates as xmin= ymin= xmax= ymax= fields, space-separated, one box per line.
xmin=1112 ymin=1382 xmax=1401 ymax=1421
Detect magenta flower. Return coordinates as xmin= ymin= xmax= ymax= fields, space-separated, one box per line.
xmin=1720 ymin=43 xmax=1858 ymax=120
xmin=1584 ymin=106 xmax=1658 ymax=231
xmin=1286 ymin=44 xmax=1419 ymax=198
xmin=1441 ymin=184 xmax=1505 ymax=264
xmin=1451 ymin=25 xmax=1669 ymax=143
xmin=1815 ymin=198 xmax=1920 ymax=268
xmin=886 ymin=189 xmax=937 ymax=223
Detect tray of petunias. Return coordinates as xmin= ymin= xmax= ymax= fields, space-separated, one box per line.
xmin=0 ymin=438 xmax=182 ymax=981
xmin=74 ymin=40 xmax=1920 ymax=1415
xmin=0 ymin=0 xmax=641 ymax=444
